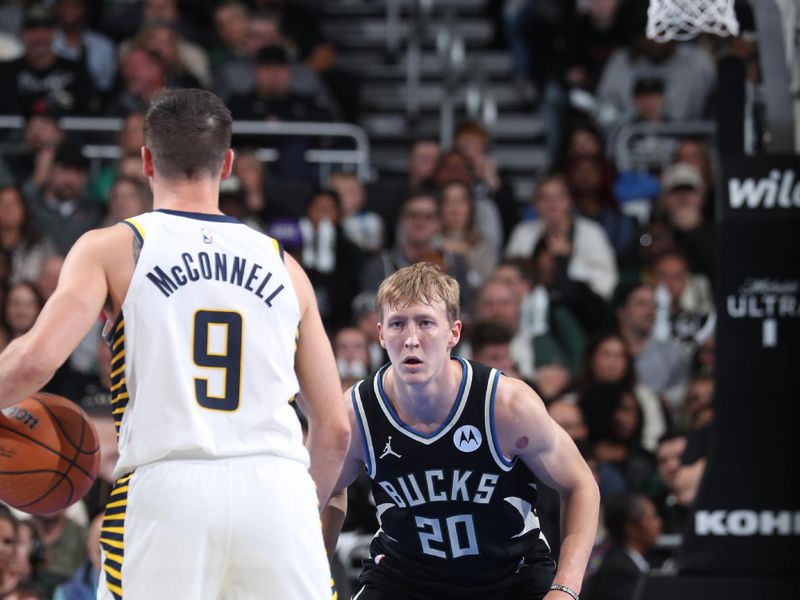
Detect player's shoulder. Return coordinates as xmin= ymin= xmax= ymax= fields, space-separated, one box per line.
xmin=492 ymin=375 xmax=549 ymax=443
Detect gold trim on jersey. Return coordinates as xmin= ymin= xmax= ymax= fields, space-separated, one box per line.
xmin=101 ymin=472 xmax=133 ymax=599
xmin=124 ymin=217 xmax=146 ymax=241
xmin=109 ymin=316 xmax=130 ymax=435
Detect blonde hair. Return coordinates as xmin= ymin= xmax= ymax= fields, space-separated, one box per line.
xmin=376 ymin=262 xmax=460 ymax=323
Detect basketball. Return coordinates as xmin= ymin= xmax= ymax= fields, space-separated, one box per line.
xmin=0 ymin=393 xmax=100 ymax=515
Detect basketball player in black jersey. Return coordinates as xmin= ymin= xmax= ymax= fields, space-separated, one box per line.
xmin=322 ymin=263 xmax=599 ymax=600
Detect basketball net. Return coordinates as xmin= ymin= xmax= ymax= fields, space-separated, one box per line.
xmin=647 ymin=0 xmax=740 ymax=42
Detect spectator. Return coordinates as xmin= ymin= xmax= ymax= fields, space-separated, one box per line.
xmin=531 ymin=236 xmax=610 ymax=336
xmin=408 ymin=138 xmax=441 ymax=192
xmin=597 ymin=4 xmax=715 ymax=124
xmin=579 ymin=382 xmax=656 ymax=492
xmin=333 ymin=326 xmax=370 ymax=387
xmin=30 ymin=510 xmax=87 ymax=589
xmin=359 ymin=192 xmax=471 ymax=304
xmin=298 ymin=189 xmax=364 ymax=331
xmin=52 ymin=513 xmax=103 ymax=600
xmin=254 ymin=0 xmax=360 ymax=122
xmin=3 ymin=281 xmax=43 ymax=340
xmin=5 ymin=108 xmax=66 ymax=191
xmin=475 ymin=277 xmax=577 ymax=399
xmin=102 ymin=175 xmax=152 ymax=226
xmin=563 ymin=155 xmax=637 ymax=255
xmin=0 ymin=507 xmax=17 ymax=595
xmin=6 ymin=520 xmax=46 ymax=594
xmin=439 ymin=180 xmax=498 ymax=284
xmin=214 ymin=10 xmax=330 ymax=104
xmin=228 ymin=44 xmax=336 ymax=180
xmin=507 ymin=173 xmax=619 ymax=300
xmin=674 ymin=137 xmax=716 ymax=220
xmin=584 ymin=492 xmax=662 ymax=600
xmin=133 ymin=20 xmax=207 ymax=89
xmin=616 ymin=283 xmax=692 ymax=411
xmin=0 ymin=5 xmax=100 ymax=116
xmin=351 ymin=291 xmax=385 ymax=372
xmin=36 ymin=255 xmax=65 ymax=301
xmin=21 ymin=142 xmax=103 ymax=255
xmin=469 ymin=320 xmax=522 ymax=379
xmin=564 ymin=0 xmax=628 ymax=93
xmin=0 ymin=186 xmax=57 ymax=283
xmin=106 ymin=47 xmax=167 ymax=115
xmin=576 ymin=332 xmax=668 ymax=452
xmin=489 ymin=259 xmax=586 ymax=384
xmin=655 ymin=163 xmax=714 ymax=280
xmin=328 ymin=172 xmax=384 ymax=254
xmin=89 ymin=110 xmax=146 ymax=202
xmin=52 ymin=0 xmax=116 ymax=93
xmin=209 ymin=1 xmax=250 ymax=70
xmin=430 ymin=150 xmax=504 ymax=257
xmin=649 ymin=251 xmax=715 ymax=348
xmin=650 ymin=432 xmax=690 ymax=534
xmin=453 ymin=120 xmax=519 ymax=239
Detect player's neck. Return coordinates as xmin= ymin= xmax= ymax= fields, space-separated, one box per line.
xmin=151 ymin=176 xmax=225 ymax=216
xmin=385 ymin=358 xmax=462 ymax=432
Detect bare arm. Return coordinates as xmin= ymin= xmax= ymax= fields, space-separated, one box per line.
xmin=495 ymin=377 xmax=600 ymax=597
xmin=287 ymin=254 xmax=351 ymax=509
xmin=0 ymin=229 xmax=111 ymax=410
xmin=320 ymin=386 xmax=367 ymax=556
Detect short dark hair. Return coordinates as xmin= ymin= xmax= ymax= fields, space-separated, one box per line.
xmin=470 ymin=321 xmax=513 ymax=354
xmin=143 ymin=89 xmax=233 ymax=180
xmin=604 ymin=492 xmax=645 ymax=544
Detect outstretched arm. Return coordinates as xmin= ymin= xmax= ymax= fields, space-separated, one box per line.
xmin=495 ymin=377 xmax=600 ymax=598
xmin=0 ymin=228 xmax=111 ymax=410
xmin=287 ymin=254 xmax=351 ymax=509
xmin=320 ymin=386 xmax=367 ymax=556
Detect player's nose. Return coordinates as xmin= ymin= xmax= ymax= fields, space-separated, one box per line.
xmin=404 ymin=325 xmax=420 ymax=348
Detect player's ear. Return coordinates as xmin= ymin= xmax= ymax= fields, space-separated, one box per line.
xmin=220 ymin=149 xmax=235 ymax=180
xmin=377 ymin=322 xmax=386 ymax=349
xmin=141 ymin=146 xmax=154 ymax=177
xmin=448 ymin=319 xmax=462 ymax=349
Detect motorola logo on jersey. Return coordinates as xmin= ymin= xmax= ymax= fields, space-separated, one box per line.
xmin=453 ymin=425 xmax=482 ymax=452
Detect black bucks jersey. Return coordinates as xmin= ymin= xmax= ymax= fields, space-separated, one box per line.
xmin=351 ymin=357 xmax=555 ymax=599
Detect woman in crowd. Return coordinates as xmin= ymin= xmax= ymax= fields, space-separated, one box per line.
xmin=439 ymin=180 xmax=497 ymax=284
xmin=0 ymin=187 xmax=56 ymax=284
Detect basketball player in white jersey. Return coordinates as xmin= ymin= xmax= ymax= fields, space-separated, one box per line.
xmin=0 ymin=89 xmax=350 ymax=599
xmin=322 ymin=263 xmax=599 ymax=600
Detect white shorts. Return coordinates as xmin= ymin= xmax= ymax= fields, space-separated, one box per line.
xmin=96 ymin=455 xmax=331 ymax=600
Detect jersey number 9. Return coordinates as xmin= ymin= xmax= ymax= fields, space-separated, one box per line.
xmin=192 ymin=310 xmax=243 ymax=411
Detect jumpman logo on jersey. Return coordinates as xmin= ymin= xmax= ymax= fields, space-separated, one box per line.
xmin=380 ymin=436 xmax=402 ymax=459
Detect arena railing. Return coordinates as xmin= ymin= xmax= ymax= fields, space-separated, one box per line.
xmin=611 ymin=120 xmax=716 ymax=172
xmin=0 ymin=116 xmax=371 ymax=183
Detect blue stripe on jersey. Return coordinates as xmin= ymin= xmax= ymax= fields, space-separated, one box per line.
xmin=351 ymin=384 xmax=373 ymax=477
xmin=155 ymin=208 xmax=240 ymax=223
xmin=376 ymin=356 xmax=468 ymax=440
xmin=489 ymin=371 xmax=515 ymax=468
xmin=121 ymin=220 xmax=144 ymax=246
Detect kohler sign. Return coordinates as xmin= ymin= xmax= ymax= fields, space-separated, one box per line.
xmin=696 ymin=510 xmax=800 ymax=536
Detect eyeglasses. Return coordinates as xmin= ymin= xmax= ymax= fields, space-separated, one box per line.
xmin=403 ymin=210 xmax=437 ymax=221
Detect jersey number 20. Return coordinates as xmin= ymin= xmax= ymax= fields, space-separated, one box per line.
xmin=415 ymin=514 xmax=479 ymax=559
xmin=192 ymin=310 xmax=243 ymax=411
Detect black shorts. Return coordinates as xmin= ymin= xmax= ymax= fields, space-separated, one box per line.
xmin=352 ymin=551 xmax=555 ymax=600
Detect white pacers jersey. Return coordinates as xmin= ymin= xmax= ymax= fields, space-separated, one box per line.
xmin=110 ymin=209 xmax=305 ymax=478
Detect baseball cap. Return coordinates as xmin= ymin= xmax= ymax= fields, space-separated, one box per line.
xmin=22 ymin=5 xmax=57 ymax=29
xmin=661 ymin=163 xmax=703 ymax=193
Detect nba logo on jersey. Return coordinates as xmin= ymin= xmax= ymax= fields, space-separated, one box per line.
xmin=453 ymin=425 xmax=482 ymax=452
xmin=201 ymin=227 xmax=213 ymax=244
